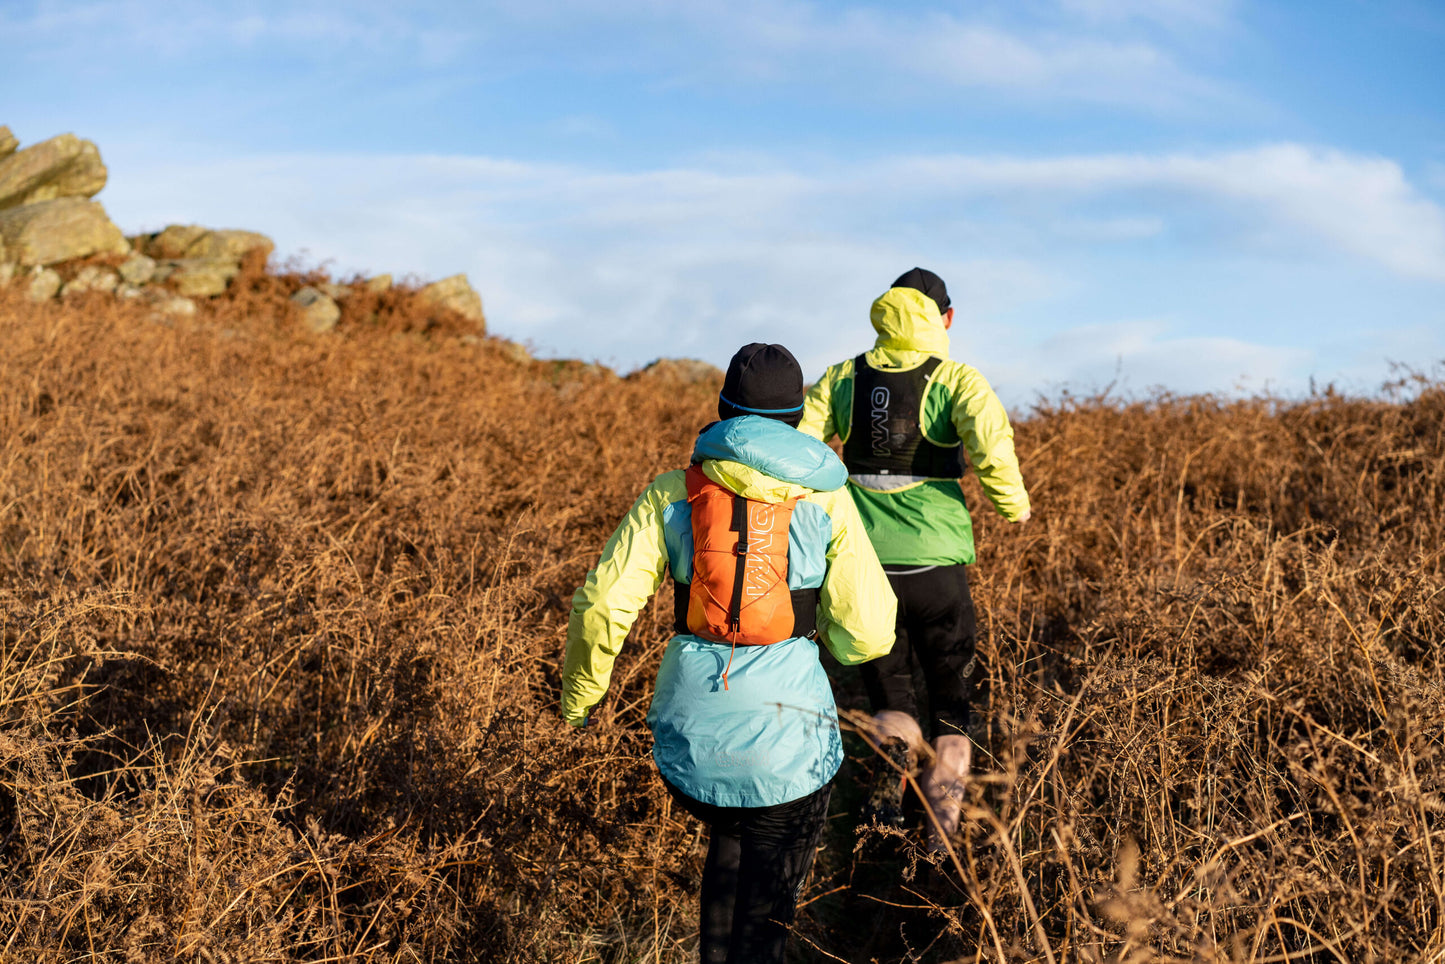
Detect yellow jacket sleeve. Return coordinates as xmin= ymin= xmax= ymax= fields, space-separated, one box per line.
xmin=799 ymin=365 xmax=845 ymax=443
xmin=561 ymin=472 xmax=681 ymax=726
xmin=942 ymin=363 xmax=1031 ymax=521
xmin=808 ymin=487 xmax=896 ymax=664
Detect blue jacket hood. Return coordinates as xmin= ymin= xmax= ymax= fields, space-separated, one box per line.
xmin=692 ymin=416 xmax=847 ymax=492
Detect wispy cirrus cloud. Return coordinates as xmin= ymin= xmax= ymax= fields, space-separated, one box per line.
xmin=3 ymin=0 xmax=1234 ymax=111
xmin=1056 ymin=0 xmax=1237 ymax=31
xmin=2 ymin=0 xmax=474 ymax=65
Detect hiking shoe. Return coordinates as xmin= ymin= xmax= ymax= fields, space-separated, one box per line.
xmin=860 ymin=737 xmax=914 ymax=828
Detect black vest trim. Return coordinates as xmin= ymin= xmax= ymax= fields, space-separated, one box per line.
xmin=673 ymin=580 xmax=819 ymax=640
xmin=842 ymin=354 xmax=964 ymax=480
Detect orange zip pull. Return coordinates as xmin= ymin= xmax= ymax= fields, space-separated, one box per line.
xmin=721 ymin=640 xmax=737 ymax=691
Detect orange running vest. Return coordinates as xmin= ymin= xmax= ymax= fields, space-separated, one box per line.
xmin=683 ymin=464 xmax=801 ymax=646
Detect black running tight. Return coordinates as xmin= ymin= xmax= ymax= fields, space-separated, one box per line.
xmin=663 ymin=779 xmax=832 ymax=964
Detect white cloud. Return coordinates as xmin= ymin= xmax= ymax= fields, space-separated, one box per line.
xmin=882 ymin=146 xmax=1445 ymax=281
xmin=1057 ymin=0 xmax=1236 ymax=31
xmin=1050 ymin=216 xmax=1165 ymax=241
xmin=4 ymin=0 xmax=1229 ymax=111
xmin=897 ymin=22 xmax=1218 ymax=108
xmin=96 ymin=140 xmax=1444 ymax=406
xmin=987 ymin=319 xmax=1315 ymax=403
xmin=4 ymin=0 xmax=472 ymax=63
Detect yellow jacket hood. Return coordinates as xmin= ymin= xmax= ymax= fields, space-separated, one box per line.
xmin=870 ymin=286 xmax=951 ymax=358
xmin=701 ymin=460 xmax=813 ymax=504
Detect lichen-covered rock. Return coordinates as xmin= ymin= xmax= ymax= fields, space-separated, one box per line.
xmin=60 ymin=264 xmax=119 ymax=297
xmin=26 ymin=266 xmax=61 ymax=302
xmin=0 ymin=133 xmax=107 ymax=210
xmin=144 ymin=224 xmax=273 ymax=262
xmin=0 ymin=198 xmax=128 ymax=266
xmin=317 ymin=282 xmax=351 ymax=300
xmin=420 ymin=274 xmax=485 ymax=329
xmin=291 ymin=286 xmax=341 ymax=333
xmin=0 ymin=127 xmax=17 ymax=160
xmin=364 ymin=273 xmax=392 ymax=293
xmin=117 ymin=253 xmax=156 ymax=285
xmin=164 ymin=258 xmax=240 ymax=297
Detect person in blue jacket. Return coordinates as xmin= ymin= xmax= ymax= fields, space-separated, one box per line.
xmin=562 ymin=343 xmax=896 ymax=964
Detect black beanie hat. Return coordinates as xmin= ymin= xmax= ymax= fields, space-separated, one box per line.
xmin=718 ymin=343 xmax=806 ymax=426
xmin=892 ymin=267 xmax=950 ymax=314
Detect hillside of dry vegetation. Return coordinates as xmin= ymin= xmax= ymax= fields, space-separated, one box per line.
xmin=1 ymin=269 xmax=1442 ymax=963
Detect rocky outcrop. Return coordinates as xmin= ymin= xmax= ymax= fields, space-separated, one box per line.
xmin=420 ymin=274 xmax=485 ymax=330
xmin=0 ymin=128 xmax=124 ymax=267
xmin=0 ymin=133 xmax=108 ymax=210
xmin=0 ymin=198 xmax=128 ymax=266
xmin=1 ymin=125 xmax=489 ymax=341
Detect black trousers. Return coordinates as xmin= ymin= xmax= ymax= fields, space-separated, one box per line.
xmin=858 ymin=563 xmax=981 ymax=739
xmin=663 ymin=779 xmax=832 ymax=964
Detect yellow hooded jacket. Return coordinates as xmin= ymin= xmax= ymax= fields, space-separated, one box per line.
xmin=799 ymin=287 xmax=1030 ymax=565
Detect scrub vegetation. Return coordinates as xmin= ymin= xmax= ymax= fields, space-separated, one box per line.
xmin=1 ymin=259 xmax=1442 ymax=962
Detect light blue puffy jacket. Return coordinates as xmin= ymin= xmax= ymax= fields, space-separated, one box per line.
xmin=563 ymin=416 xmax=897 ymax=807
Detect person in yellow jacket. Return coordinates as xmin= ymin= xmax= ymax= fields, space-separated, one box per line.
xmin=799 ymin=267 xmax=1032 ymax=853
xmin=563 ymin=343 xmax=896 ymax=964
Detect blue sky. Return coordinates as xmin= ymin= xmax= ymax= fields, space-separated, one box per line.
xmin=4 ymin=0 xmax=1443 ymax=408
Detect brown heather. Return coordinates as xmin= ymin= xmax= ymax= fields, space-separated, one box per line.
xmin=1 ymin=259 xmax=1441 ymax=963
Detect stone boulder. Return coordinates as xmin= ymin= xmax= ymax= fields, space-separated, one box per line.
xmin=189 ymin=229 xmax=272 ymax=262
xmin=149 ymin=292 xmax=197 ymax=320
xmin=143 ymin=224 xmax=207 ymax=258
xmin=0 ymin=198 xmax=128 ymax=266
xmin=26 ymin=267 xmax=61 ymax=302
xmin=291 ymin=286 xmax=341 ymax=333
xmin=160 ymin=258 xmax=241 ymax=297
xmin=0 ymin=127 xmax=17 ymax=160
xmin=143 ymin=224 xmax=273 ymax=262
xmin=60 ymin=264 xmax=120 ymax=297
xmin=630 ymin=358 xmax=724 ymax=385
xmin=117 ymin=253 xmax=156 ymax=285
xmin=420 ymin=274 xmax=485 ymax=329
xmin=494 ymin=339 xmax=533 ymax=365
xmin=0 ymin=262 xmax=14 ymax=287
xmin=364 ymin=273 xmax=392 ymax=293
xmin=0 ymin=133 xmax=107 ymax=210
